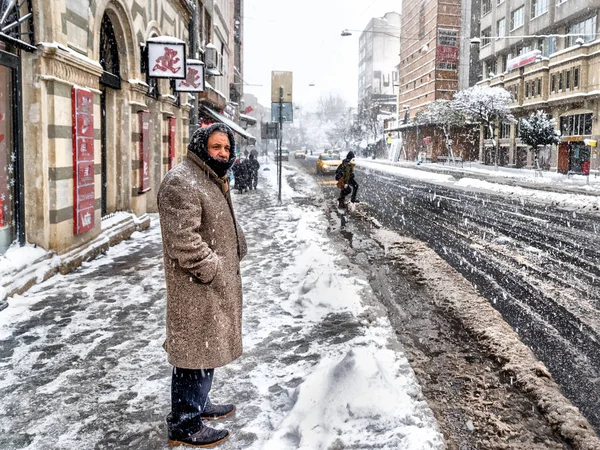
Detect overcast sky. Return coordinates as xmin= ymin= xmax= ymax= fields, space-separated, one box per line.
xmin=242 ymin=0 xmax=401 ymax=111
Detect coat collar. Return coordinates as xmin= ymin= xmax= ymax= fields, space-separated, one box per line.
xmin=187 ymin=152 xmax=230 ymax=193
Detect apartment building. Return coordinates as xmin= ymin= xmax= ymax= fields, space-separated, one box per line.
xmin=391 ymin=0 xmax=480 ymax=161
xmin=358 ymin=12 xmax=401 ymax=114
xmin=478 ymin=0 xmax=600 ymax=173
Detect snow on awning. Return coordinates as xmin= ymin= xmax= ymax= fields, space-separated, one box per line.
xmin=202 ymin=107 xmax=256 ymax=142
xmin=239 ymin=113 xmax=257 ymax=126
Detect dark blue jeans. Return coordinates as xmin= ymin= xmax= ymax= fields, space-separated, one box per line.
xmin=166 ymin=367 xmax=214 ymax=439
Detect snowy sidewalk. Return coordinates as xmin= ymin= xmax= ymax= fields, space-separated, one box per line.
xmin=0 ymin=163 xmax=443 ymax=449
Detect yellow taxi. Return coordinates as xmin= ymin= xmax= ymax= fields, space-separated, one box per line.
xmin=316 ymin=151 xmax=342 ymax=175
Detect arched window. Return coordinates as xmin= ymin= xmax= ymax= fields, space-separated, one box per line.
xmin=0 ymin=0 xmax=35 ymax=51
xmin=100 ymin=13 xmax=121 ymax=89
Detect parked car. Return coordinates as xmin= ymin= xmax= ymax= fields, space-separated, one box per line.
xmin=316 ymin=152 xmax=342 ymax=175
xmin=294 ymin=150 xmax=306 ymax=159
xmin=274 ymin=147 xmax=289 ymax=161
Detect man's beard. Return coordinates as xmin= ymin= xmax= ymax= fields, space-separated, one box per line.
xmin=202 ymin=153 xmax=235 ymax=177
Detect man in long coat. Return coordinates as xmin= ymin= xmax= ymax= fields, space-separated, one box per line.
xmin=157 ymin=122 xmax=247 ymax=448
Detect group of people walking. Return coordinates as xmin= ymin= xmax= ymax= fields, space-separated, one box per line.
xmin=232 ymin=150 xmax=260 ymax=194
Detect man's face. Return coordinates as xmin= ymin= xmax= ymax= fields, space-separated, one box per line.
xmin=207 ymin=131 xmax=231 ymax=161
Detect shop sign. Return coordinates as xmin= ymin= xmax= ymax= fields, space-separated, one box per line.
xmin=168 ymin=117 xmax=176 ymax=169
xmin=175 ymin=60 xmax=205 ymax=92
xmin=507 ymin=50 xmax=541 ymax=72
xmin=138 ymin=111 xmax=151 ymax=193
xmin=436 ymin=29 xmax=459 ymax=71
xmin=72 ymin=87 xmax=95 ymax=235
xmin=566 ymin=136 xmax=584 ymax=142
xmin=584 ymin=139 xmax=597 ymax=147
xmin=147 ymin=36 xmax=186 ymax=79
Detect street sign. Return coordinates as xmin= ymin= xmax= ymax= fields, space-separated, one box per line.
xmin=175 ymin=59 xmax=205 ymax=92
xmin=507 ymin=50 xmax=541 ymax=72
xmin=261 ymin=122 xmax=279 ymax=139
xmin=271 ymin=71 xmax=293 ymax=102
xmin=147 ymin=36 xmax=186 ymax=79
xmin=271 ymin=102 xmax=293 ymax=122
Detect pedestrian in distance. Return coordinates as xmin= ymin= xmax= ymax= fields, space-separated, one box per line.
xmin=335 ymin=151 xmax=359 ymax=208
xmin=157 ymin=122 xmax=247 ymax=448
xmin=247 ymin=153 xmax=260 ymax=190
xmin=232 ymin=158 xmax=251 ymax=194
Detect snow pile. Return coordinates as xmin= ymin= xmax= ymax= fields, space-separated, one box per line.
xmin=456 ymin=177 xmax=600 ymax=211
xmin=358 ymin=159 xmax=455 ymax=183
xmin=0 ymin=242 xmax=49 ymax=278
xmin=266 ymin=347 xmax=439 ymax=449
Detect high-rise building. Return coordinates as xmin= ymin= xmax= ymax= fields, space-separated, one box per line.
xmin=358 ymin=12 xmax=401 ymax=113
xmin=477 ymin=0 xmax=600 ymax=173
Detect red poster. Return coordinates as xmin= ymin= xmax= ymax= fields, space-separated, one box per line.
xmin=72 ymin=87 xmax=95 ymax=235
xmin=139 ymin=110 xmax=151 ymax=193
xmin=168 ymin=117 xmax=176 ymax=169
xmin=436 ymin=45 xmax=458 ymax=63
xmin=77 ymin=137 xmax=94 ymax=161
xmin=77 ymin=160 xmax=95 ymax=186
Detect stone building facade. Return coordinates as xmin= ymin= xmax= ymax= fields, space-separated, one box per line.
xmin=478 ymin=0 xmax=600 ymax=173
xmin=0 ymin=0 xmax=193 ymax=260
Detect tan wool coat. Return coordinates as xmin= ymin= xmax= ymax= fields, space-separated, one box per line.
xmin=157 ymin=152 xmax=247 ymax=369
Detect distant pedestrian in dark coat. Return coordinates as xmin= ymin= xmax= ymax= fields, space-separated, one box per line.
xmin=157 ymin=122 xmax=247 ymax=448
xmin=232 ymin=159 xmax=250 ymax=193
xmin=248 ymin=153 xmax=260 ymax=189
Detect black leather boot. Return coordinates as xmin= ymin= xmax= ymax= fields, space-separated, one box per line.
xmin=168 ymin=426 xmax=229 ymax=448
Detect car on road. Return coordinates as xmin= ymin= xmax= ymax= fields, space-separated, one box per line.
xmin=316 ymin=152 xmax=342 ymax=175
xmin=274 ymin=147 xmax=289 ymax=161
xmin=294 ymin=150 xmax=306 ymax=159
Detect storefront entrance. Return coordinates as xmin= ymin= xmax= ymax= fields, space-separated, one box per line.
xmin=99 ymin=12 xmax=121 ymax=217
xmin=0 ymin=46 xmax=24 ymax=254
xmin=568 ymin=142 xmax=591 ymax=174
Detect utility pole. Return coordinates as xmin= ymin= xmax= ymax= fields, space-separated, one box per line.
xmin=278 ymin=86 xmax=283 ymax=203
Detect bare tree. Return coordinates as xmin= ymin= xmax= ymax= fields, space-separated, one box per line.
xmin=316 ymin=95 xmax=346 ymax=125
xmin=357 ymin=93 xmax=383 ymax=154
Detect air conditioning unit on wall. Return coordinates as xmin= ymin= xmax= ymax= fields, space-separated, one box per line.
xmin=205 ymin=44 xmax=223 ymax=76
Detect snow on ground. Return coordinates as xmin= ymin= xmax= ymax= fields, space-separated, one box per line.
xmin=0 ymin=161 xmax=443 ymax=449
xmin=358 ymin=158 xmax=600 ymax=212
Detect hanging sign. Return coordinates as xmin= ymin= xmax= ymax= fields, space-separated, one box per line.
xmin=271 ymin=71 xmax=293 ymax=102
xmin=168 ymin=117 xmax=176 ymax=169
xmin=507 ymin=50 xmax=541 ymax=72
xmin=147 ymin=36 xmax=186 ymax=79
xmin=175 ymin=59 xmax=205 ymax=92
xmin=436 ymin=29 xmax=459 ymax=71
xmin=72 ymin=87 xmax=95 ymax=235
xmin=138 ymin=110 xmax=151 ymax=193
xmin=271 ymin=102 xmax=293 ymax=122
